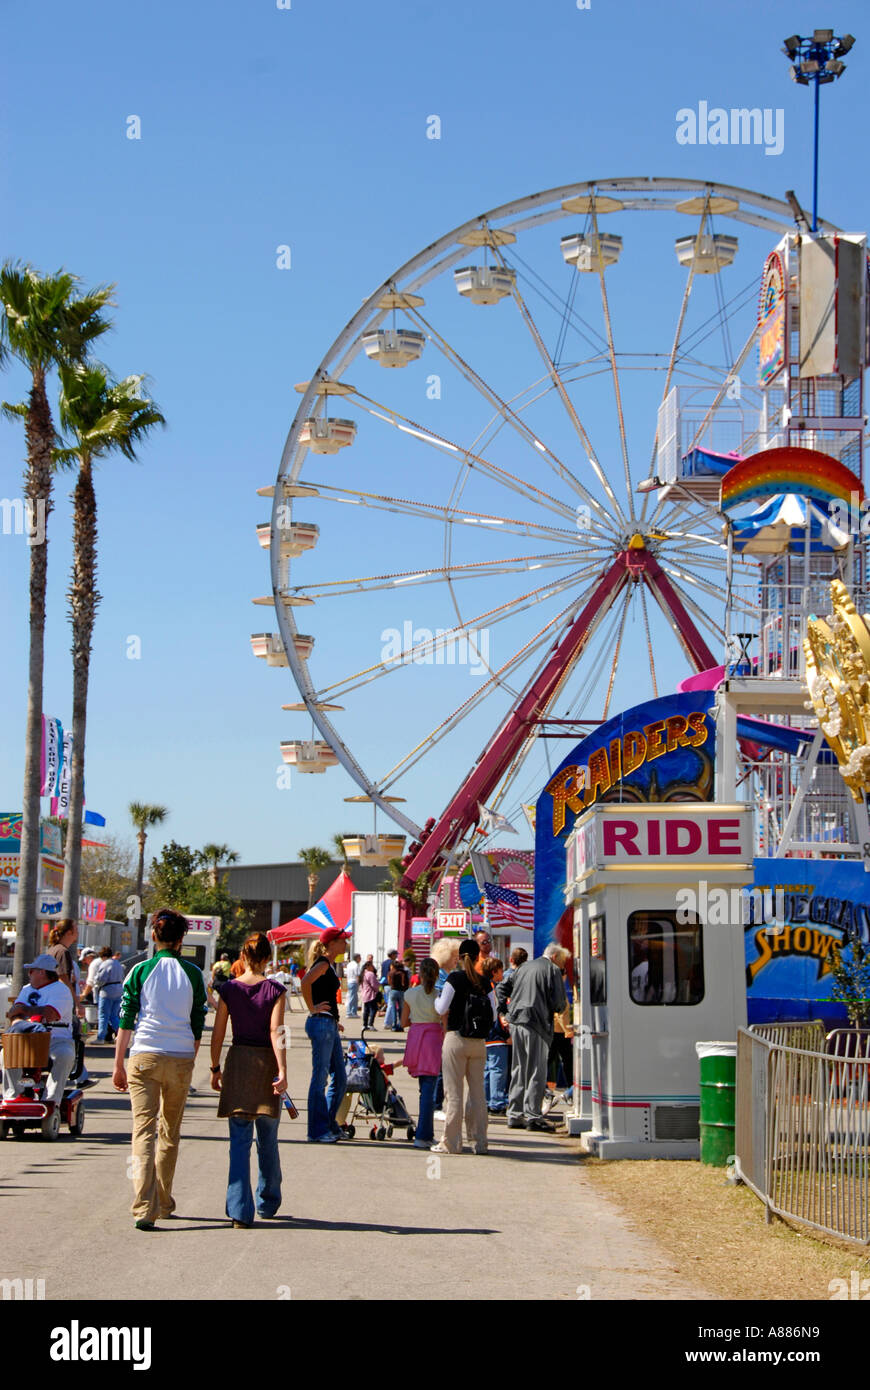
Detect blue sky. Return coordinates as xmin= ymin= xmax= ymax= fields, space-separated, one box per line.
xmin=2 ymin=0 xmax=868 ymax=870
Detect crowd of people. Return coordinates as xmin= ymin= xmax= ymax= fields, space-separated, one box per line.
xmin=4 ymin=909 xmax=575 ymax=1231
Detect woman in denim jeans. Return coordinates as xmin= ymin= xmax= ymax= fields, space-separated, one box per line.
xmin=210 ymin=933 xmax=287 ymax=1227
xmin=301 ymin=926 xmax=349 ymax=1143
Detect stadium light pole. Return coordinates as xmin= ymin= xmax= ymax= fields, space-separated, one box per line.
xmin=782 ymin=30 xmax=855 ymax=232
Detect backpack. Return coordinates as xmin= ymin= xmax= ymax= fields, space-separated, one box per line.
xmin=388 ymin=963 xmax=408 ymax=990
xmin=459 ymin=982 xmax=493 ymax=1040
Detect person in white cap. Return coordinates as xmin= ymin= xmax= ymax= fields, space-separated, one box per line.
xmin=3 ymin=954 xmax=75 ymax=1104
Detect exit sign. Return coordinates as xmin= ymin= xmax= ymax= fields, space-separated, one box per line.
xmin=436 ymin=910 xmax=469 ymax=932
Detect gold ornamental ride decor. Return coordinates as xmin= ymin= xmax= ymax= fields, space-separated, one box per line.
xmin=804 ymin=580 xmax=870 ymax=802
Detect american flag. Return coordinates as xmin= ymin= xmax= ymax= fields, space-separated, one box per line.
xmin=484 ymin=882 xmax=534 ymax=930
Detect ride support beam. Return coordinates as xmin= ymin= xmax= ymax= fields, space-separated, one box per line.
xmin=400 ymin=555 xmax=632 ymax=890
xmin=639 ymin=548 xmax=717 ymax=672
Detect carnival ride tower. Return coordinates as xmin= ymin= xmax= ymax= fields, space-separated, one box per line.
xmin=714 ymin=229 xmax=870 ymax=861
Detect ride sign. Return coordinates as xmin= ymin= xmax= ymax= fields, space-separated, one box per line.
xmin=566 ymin=804 xmax=754 ymax=885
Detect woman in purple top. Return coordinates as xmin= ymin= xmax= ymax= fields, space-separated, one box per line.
xmin=210 ymin=933 xmax=287 ymax=1227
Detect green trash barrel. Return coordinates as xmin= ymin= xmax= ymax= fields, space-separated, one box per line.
xmin=695 ymin=1041 xmax=736 ymax=1166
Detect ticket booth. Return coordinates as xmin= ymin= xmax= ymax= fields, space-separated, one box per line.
xmin=565 ymin=803 xmax=753 ymax=1159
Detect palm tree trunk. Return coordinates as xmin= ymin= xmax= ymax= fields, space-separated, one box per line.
xmin=135 ymin=830 xmax=148 ymax=948
xmin=308 ymin=873 xmax=317 ymax=907
xmin=61 ymin=457 xmax=98 ymax=922
xmin=13 ymin=369 xmax=54 ymax=999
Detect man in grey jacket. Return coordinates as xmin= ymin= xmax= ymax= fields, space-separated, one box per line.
xmin=507 ymin=944 xmax=569 ymax=1131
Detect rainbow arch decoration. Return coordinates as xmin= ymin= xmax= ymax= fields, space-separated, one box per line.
xmin=720 ymin=447 xmax=862 ymax=514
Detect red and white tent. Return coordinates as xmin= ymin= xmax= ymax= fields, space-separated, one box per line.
xmin=267 ymin=868 xmax=357 ymax=946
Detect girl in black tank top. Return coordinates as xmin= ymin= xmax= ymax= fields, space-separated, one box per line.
xmin=301 ymin=930 xmax=350 ymax=1143
xmin=309 ymin=961 xmax=339 ymax=1019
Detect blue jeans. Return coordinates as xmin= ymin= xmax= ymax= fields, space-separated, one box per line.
xmin=226 ymin=1115 xmax=282 ymax=1223
xmin=305 ymin=1014 xmax=347 ymax=1140
xmin=346 ymin=980 xmax=359 ymax=1017
xmin=384 ymin=989 xmax=405 ymax=1029
xmin=415 ymin=1074 xmax=438 ymax=1143
xmin=485 ymin=1043 xmax=510 ymax=1110
xmin=97 ymin=993 xmax=121 ymax=1041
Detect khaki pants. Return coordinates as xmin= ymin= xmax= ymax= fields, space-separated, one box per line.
xmin=127 ymin=1052 xmax=194 ymax=1222
xmin=440 ymin=1033 xmax=487 ymax=1154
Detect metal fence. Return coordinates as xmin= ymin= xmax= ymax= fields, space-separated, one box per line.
xmin=736 ymin=1027 xmax=870 ymax=1245
xmin=748 ymin=1020 xmax=826 ymax=1049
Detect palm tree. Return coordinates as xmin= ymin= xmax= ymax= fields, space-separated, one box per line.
xmin=129 ymin=802 xmax=168 ymax=944
xmin=201 ymin=842 xmax=240 ymax=888
xmin=0 ymin=264 xmax=112 ymax=995
xmin=383 ymin=857 xmax=433 ymax=911
xmin=332 ymin=832 xmax=351 ymax=867
xmin=298 ymin=846 xmax=332 ymax=906
xmin=57 ymin=367 xmax=165 ymax=923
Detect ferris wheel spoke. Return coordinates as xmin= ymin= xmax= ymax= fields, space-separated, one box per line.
xmin=491 ymin=246 xmax=630 ymax=531
xmin=378 ymin=596 xmax=589 ymax=792
xmin=290 ymin=550 xmax=603 ymax=601
xmin=660 ymin=562 xmax=729 ymax=605
xmin=310 ymin=564 xmax=606 ymax=703
xmin=645 ymin=573 xmax=724 ymax=665
xmin=298 ymin=480 xmax=584 ymax=546
xmin=644 ymin=319 xmax=761 ymax=530
xmin=468 ymin=595 xmax=633 ymax=822
xmin=642 ymin=207 xmax=706 ymax=501
xmin=347 ymin=388 xmax=590 ymax=526
xmin=657 ymin=573 xmax=728 ymax=640
xmin=589 ymin=200 xmax=634 ymax=523
xmin=640 ymin=583 xmax=659 ymax=698
xmin=649 ymin=491 xmax=728 ymax=535
xmin=499 ymin=243 xmax=610 ymax=357
xmin=377 ymin=562 xmax=627 ymax=793
xmin=601 ymin=587 xmax=631 ymax=720
xmin=402 ymin=306 xmax=622 ymax=536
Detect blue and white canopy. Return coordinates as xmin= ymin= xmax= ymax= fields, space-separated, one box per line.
xmin=729 ymin=492 xmax=850 ymax=555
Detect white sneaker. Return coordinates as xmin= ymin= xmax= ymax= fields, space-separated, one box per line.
xmin=433 ymin=1110 xmax=445 ymax=1122
xmin=541 ymin=1092 xmax=554 ymax=1115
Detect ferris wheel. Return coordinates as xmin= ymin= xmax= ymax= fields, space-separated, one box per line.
xmin=252 ymin=177 xmax=817 ymax=876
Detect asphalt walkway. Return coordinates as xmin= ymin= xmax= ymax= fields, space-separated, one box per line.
xmin=0 ymin=1002 xmax=710 ymax=1301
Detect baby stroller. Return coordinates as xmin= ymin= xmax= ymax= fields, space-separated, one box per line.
xmin=341 ymin=1034 xmax=416 ymax=1142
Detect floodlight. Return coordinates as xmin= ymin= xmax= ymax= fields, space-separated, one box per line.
xmin=782 ymin=34 xmax=801 ymax=56
xmin=825 ymin=58 xmax=845 ymax=75
xmin=790 ymin=65 xmax=809 ymax=84
xmin=834 ymin=34 xmax=855 ymax=56
xmin=801 ymin=58 xmax=820 ymax=73
xmin=817 ymin=72 xmax=836 ymax=84
xmin=812 ymin=28 xmax=833 ymax=43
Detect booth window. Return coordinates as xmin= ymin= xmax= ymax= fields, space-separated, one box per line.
xmin=589 ymin=914 xmax=606 ymax=1005
xmin=627 ymin=910 xmax=704 ymax=1006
